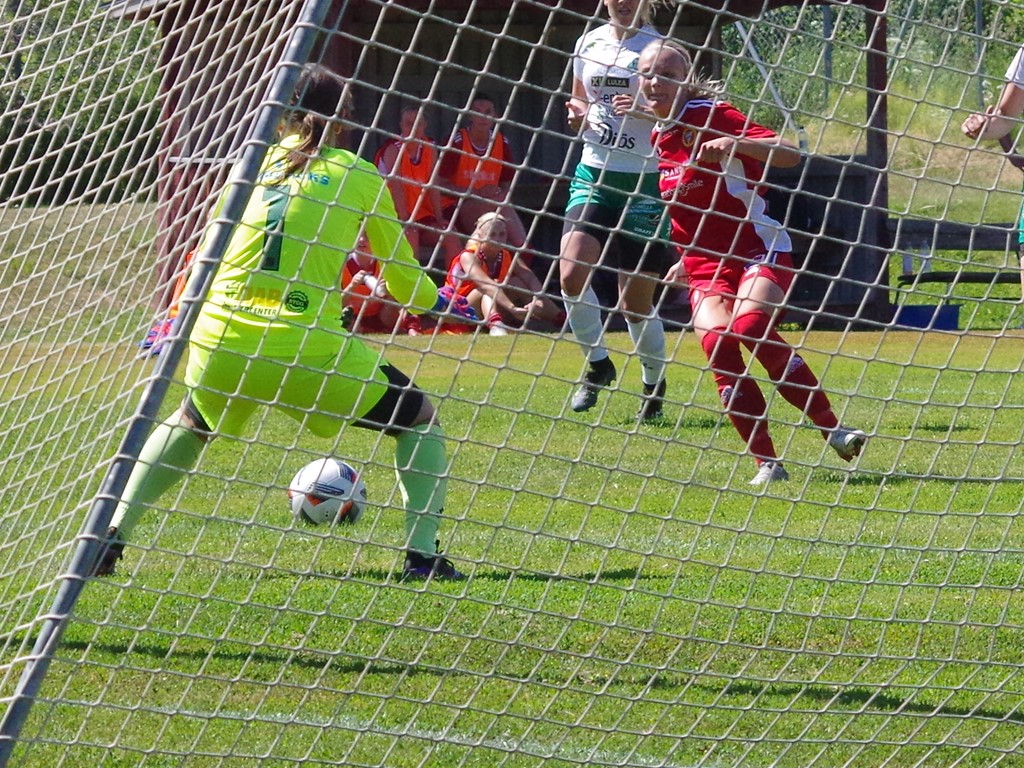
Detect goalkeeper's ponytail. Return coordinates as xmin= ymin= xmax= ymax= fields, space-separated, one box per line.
xmin=279 ymin=65 xmax=353 ymax=179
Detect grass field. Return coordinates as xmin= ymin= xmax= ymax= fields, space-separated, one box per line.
xmin=8 ymin=11 xmax=1024 ymax=765
xmin=3 ymin=327 xmax=1024 ymax=767
xmin=5 ymin=77 xmax=1024 ymax=764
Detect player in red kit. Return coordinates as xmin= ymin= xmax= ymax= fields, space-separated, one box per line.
xmin=626 ymin=40 xmax=866 ymax=486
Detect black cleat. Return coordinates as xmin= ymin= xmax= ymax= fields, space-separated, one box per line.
xmin=637 ymin=378 xmax=667 ymax=422
xmin=571 ymin=358 xmax=617 ymax=412
xmin=402 ymin=542 xmax=466 ymax=581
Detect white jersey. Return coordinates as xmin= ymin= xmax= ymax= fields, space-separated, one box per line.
xmin=1007 ymin=46 xmax=1024 ymax=87
xmin=572 ymin=24 xmax=663 ymax=173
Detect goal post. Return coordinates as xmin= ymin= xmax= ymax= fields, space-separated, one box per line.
xmin=0 ymin=0 xmax=335 ymax=758
xmin=3 ymin=1 xmax=1024 ymax=767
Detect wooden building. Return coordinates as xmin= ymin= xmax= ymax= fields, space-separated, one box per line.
xmin=110 ymin=0 xmax=889 ymax=325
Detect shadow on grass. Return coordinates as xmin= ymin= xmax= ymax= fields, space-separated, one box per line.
xmin=614 ymin=414 xmax=721 ymax=431
xmin=60 ymin=637 xmax=390 ymax=676
xmin=309 ymin=565 xmax=655 ymax=584
xmin=465 ymin=566 xmax=651 ymax=583
xmin=916 ymin=423 xmax=976 ymax=433
xmin=55 ymin=637 xmax=1024 ymax=725
xmin=710 ymin=679 xmax=1024 ymax=723
xmin=818 ymin=472 xmax=1016 ymax=486
xmin=817 ymin=472 xmax=885 ymax=486
xmin=879 ymin=474 xmax=1019 ymax=485
xmin=77 ymin=563 xmax=680 ymax=586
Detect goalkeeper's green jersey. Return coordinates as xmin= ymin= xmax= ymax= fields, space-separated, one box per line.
xmin=190 ymin=135 xmax=437 ymax=356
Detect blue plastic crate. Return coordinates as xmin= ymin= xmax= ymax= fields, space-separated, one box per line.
xmin=894 ymin=304 xmax=960 ymax=330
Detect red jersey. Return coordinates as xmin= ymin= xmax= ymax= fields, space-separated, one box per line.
xmin=445 ymin=245 xmax=512 ymax=299
xmin=439 ymin=128 xmax=515 ymax=208
xmin=652 ymin=99 xmax=792 ymax=260
xmin=374 ymin=137 xmax=439 ymax=223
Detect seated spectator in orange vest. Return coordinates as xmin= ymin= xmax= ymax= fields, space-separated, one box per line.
xmin=342 ymin=233 xmax=422 ymax=336
xmin=446 ymin=212 xmax=564 ymax=336
xmin=438 ymin=93 xmax=528 ymax=251
xmin=375 ymin=104 xmax=461 ymax=272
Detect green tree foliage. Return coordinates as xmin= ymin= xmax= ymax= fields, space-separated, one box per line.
xmin=717 ymin=1 xmax=1020 ymax=136
xmin=0 ymin=0 xmax=161 ymax=203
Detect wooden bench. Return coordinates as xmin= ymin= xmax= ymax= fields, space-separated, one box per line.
xmin=889 ymin=218 xmax=1019 ymax=299
xmin=888 ymin=218 xmax=1016 ymax=252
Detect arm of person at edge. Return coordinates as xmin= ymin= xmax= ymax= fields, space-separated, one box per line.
xmin=963 ymin=82 xmax=1024 ymax=142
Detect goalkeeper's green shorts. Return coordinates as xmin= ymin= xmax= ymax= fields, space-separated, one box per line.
xmin=184 ymin=339 xmax=389 ymax=438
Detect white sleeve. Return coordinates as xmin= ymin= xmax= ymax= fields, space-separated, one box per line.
xmin=1005 ymin=46 xmax=1024 ymax=87
xmin=571 ymin=33 xmax=586 ymax=82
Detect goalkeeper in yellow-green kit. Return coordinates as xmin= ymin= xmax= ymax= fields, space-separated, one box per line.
xmin=94 ymin=65 xmax=467 ymax=580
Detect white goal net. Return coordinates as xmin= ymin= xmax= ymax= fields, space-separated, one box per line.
xmin=3 ymin=0 xmax=1024 ymax=766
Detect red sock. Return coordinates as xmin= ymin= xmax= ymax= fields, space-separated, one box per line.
xmin=487 ymin=312 xmax=503 ymax=328
xmin=701 ymin=328 xmax=777 ymax=461
xmin=732 ymin=312 xmax=839 ymax=432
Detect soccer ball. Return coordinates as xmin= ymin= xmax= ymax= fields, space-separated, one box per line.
xmin=287 ymin=458 xmax=367 ymax=525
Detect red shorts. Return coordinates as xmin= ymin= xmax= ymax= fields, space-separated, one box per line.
xmin=684 ymin=251 xmax=794 ymax=310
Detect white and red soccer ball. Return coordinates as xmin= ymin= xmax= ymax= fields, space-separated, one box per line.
xmin=287 ymin=458 xmax=367 ymax=525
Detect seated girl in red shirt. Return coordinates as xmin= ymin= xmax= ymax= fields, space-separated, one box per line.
xmin=342 ymin=233 xmax=422 ymax=335
xmin=445 ymin=212 xmax=563 ymax=336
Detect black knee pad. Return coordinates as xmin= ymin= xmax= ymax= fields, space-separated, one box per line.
xmin=181 ymin=394 xmax=213 ymax=433
xmin=355 ymin=364 xmax=427 ymax=435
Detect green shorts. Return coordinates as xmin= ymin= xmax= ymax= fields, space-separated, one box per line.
xmin=564 ymin=164 xmax=669 ymax=242
xmin=184 ymin=337 xmax=389 ymax=438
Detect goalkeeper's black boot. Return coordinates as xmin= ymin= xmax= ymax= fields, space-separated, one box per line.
xmin=92 ymin=527 xmax=124 ymax=577
xmin=571 ymin=358 xmax=617 ymax=413
xmin=402 ymin=541 xmax=466 ymax=581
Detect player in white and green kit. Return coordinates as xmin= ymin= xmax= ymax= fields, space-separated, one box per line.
xmin=560 ymin=0 xmax=673 ymax=421
xmin=94 ymin=66 xmax=465 ymax=580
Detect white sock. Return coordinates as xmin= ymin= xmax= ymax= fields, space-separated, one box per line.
xmin=626 ymin=313 xmax=666 ymax=387
xmin=561 ymin=287 xmax=607 ymax=364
